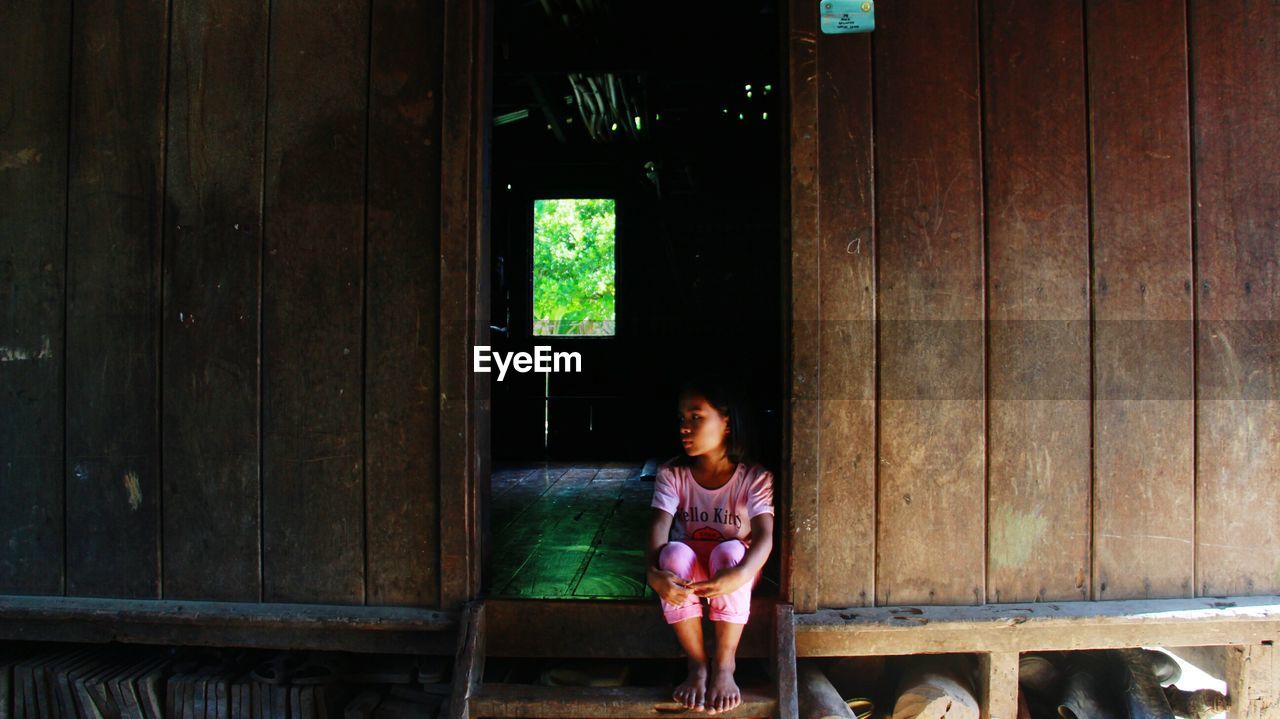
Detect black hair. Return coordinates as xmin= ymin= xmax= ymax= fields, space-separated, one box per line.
xmin=671 ymin=374 xmax=757 ymax=467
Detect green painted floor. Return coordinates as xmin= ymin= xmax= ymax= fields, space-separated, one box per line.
xmin=488 ymin=461 xmax=781 ymax=600
xmin=489 ymin=462 xmax=657 ymax=599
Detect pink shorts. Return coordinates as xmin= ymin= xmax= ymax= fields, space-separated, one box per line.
xmin=657 ymin=539 xmax=760 ymax=625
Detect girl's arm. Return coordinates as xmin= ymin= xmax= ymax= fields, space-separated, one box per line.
xmin=737 ymin=513 xmax=774 ymax=575
xmin=646 ymin=508 xmax=694 ymax=602
xmin=645 ymin=507 xmax=675 ymax=575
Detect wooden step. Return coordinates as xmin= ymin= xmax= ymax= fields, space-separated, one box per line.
xmin=450 ymin=601 xmax=798 ymax=719
xmin=469 ymin=682 xmax=778 ymax=718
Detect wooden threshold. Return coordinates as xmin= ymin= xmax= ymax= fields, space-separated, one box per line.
xmin=484 ymin=597 xmax=782 ymax=658
xmin=0 ymin=595 xmax=457 ymax=654
xmin=795 ymin=595 xmax=1280 ymax=655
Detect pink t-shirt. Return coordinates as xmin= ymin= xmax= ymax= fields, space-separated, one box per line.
xmin=650 ymin=459 xmax=774 ymax=559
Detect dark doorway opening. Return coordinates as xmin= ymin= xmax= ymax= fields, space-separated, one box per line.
xmin=484 ymin=0 xmax=784 ymax=601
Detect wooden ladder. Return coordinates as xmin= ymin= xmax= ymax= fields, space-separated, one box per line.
xmin=446 ymin=600 xmax=799 ymax=719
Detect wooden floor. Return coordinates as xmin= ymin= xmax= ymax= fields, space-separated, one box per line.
xmin=489 ymin=462 xmax=655 ymax=599
xmin=488 ymin=461 xmax=781 ymax=600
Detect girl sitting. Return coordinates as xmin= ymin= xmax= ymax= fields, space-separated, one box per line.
xmin=645 ymin=378 xmax=774 ymax=714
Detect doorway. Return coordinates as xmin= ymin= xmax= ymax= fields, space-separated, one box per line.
xmin=483 ymin=0 xmax=785 ymax=600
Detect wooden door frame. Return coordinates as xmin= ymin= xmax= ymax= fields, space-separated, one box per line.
xmin=440 ymin=0 xmax=492 ymax=610
xmin=443 ymin=0 xmax=802 ymax=611
xmin=784 ymin=0 xmax=818 ymax=613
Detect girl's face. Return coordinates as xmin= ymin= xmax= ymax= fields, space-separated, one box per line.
xmin=678 ymin=393 xmax=730 ymax=458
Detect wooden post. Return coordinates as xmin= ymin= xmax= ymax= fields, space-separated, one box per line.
xmin=440 ymin=0 xmax=488 ymax=612
xmin=978 ymin=652 xmax=1021 ymax=719
xmin=785 ymin=0 xmax=823 ymax=616
xmin=449 ymin=601 xmax=486 ymax=719
xmin=1226 ymin=644 xmax=1278 ymax=719
xmin=775 ymin=603 xmax=800 ymax=719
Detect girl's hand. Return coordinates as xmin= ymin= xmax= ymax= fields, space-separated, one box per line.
xmin=648 ymin=566 xmax=694 ymax=605
xmin=688 ymin=567 xmax=748 ymax=599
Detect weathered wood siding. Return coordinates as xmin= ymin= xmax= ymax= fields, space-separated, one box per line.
xmin=788 ymin=0 xmax=1280 ymax=609
xmin=0 ymin=0 xmax=465 ymax=608
xmin=1 ymin=3 xmax=72 ymax=597
xmin=4 ymin=0 xmax=1275 ymax=616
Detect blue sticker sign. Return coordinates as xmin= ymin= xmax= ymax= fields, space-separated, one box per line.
xmin=820 ymin=0 xmax=875 ymax=34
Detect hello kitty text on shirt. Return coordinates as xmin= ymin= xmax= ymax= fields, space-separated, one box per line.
xmin=650 ymin=460 xmax=774 ymax=558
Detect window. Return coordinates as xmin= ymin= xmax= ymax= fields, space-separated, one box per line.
xmin=532 ymin=198 xmax=617 ymax=336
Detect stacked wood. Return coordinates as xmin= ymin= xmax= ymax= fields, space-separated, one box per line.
xmin=890 ymin=656 xmax=979 ymax=719
xmin=8 ymin=646 xmax=169 ymax=719
xmin=1 ymin=654 xmax=11 ymax=718
xmin=344 ymin=687 xmax=444 ymax=719
xmin=822 ymin=656 xmax=886 ymax=700
xmin=798 ymin=661 xmax=856 ymax=719
xmin=1163 ymin=686 xmax=1229 ymax=719
xmin=0 ymin=645 xmax=444 ymax=719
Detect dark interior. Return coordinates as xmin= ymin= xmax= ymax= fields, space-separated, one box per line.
xmin=485 ymin=0 xmax=784 ymax=598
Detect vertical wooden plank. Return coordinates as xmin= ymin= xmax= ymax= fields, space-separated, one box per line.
xmin=161 ymin=0 xmax=267 ymax=601
xmin=815 ymin=28 xmax=876 ymax=608
xmin=447 ymin=601 xmax=485 ymax=719
xmin=365 ymin=0 xmax=446 ymax=606
xmin=262 ymin=0 xmax=369 ymax=603
xmin=1087 ymin=0 xmax=1195 ymax=600
xmin=982 ymin=0 xmax=1091 ymax=602
xmin=0 ymin=2 xmax=70 ymax=594
xmin=1191 ymin=0 xmax=1280 ymax=597
xmin=439 ymin=0 xmax=484 ymax=610
xmin=786 ymin=0 xmax=821 ymax=614
xmin=874 ymin=0 xmax=986 ymax=606
xmin=1226 ymin=644 xmax=1279 ymax=719
xmin=773 ymin=604 xmax=799 ymax=719
xmin=978 ymin=652 xmax=1020 ymax=719
xmin=65 ymin=0 xmax=169 ymax=597
xmin=473 ymin=0 xmax=494 ymax=612
xmin=439 ymin=0 xmax=469 ymax=609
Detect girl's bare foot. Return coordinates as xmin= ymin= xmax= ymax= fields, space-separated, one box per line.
xmin=705 ymin=662 xmax=741 ymax=714
xmin=674 ymin=660 xmax=708 ymax=711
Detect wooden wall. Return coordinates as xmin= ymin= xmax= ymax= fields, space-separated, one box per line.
xmin=4 ymin=0 xmax=1276 ymax=618
xmin=0 ymin=0 xmax=481 ymax=610
xmin=787 ymin=0 xmax=1279 ymax=610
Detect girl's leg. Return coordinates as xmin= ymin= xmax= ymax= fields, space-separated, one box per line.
xmin=670 ymin=616 xmax=709 ymax=711
xmin=657 ymin=541 xmax=706 ymax=624
xmin=708 ymin=621 xmax=745 ymax=714
xmin=705 ymin=539 xmax=757 ymax=624
xmin=704 ymin=540 xmax=757 ymax=714
xmin=658 ymin=542 xmax=710 ymax=710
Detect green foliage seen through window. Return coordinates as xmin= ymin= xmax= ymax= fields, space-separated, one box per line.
xmin=533 ymin=198 xmax=616 ymax=336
